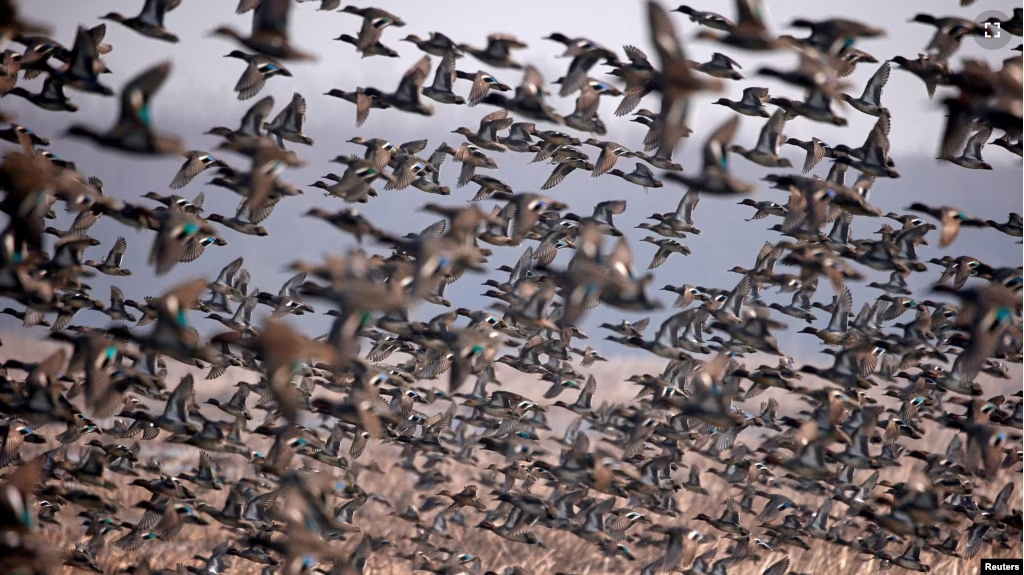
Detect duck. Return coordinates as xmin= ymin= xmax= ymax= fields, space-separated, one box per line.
xmin=906 ymin=202 xmax=989 ymax=247
xmin=147 ymin=211 xmax=220 ymax=275
xmin=784 ymin=137 xmax=836 ymax=173
xmin=877 ymin=539 xmax=932 ymax=572
xmin=423 ymin=54 xmax=467 ymax=105
xmin=694 ymin=0 xmax=788 ymax=51
xmin=0 ymin=123 xmax=49 ymax=149
xmin=441 ymin=143 xmax=499 ymax=188
xmin=538 ymin=158 xmax=589 ymax=191
xmin=608 ymin=162 xmax=663 ymax=192
xmin=451 ymin=110 xmax=511 ymax=152
xmin=938 ymin=126 xmax=994 ymax=170
xmin=892 ymin=54 xmax=950 ymax=99
xmin=209 ymin=0 xmax=316 ymax=61
xmin=987 ymin=213 xmax=1023 ymax=237
xmin=798 ymin=285 xmax=853 ymax=345
xmin=458 ymin=69 xmax=513 ymax=108
xmin=585 ymin=138 xmax=636 ymax=177
xmin=8 ymin=75 xmax=79 ymax=112
xmin=769 ymin=89 xmax=848 ymax=127
xmin=689 ymin=52 xmax=744 ymax=80
xmin=169 ymin=151 xmax=227 ymax=189
xmin=673 ymin=5 xmax=735 ymax=32
xmin=544 ymin=33 xmax=620 ymax=97
xmin=459 ymin=33 xmax=528 ymax=69
xmin=361 ymin=55 xmax=435 ymax=117
xmin=83 ymin=236 xmax=132 ymax=276
xmin=335 ymin=7 xmax=403 ymax=58
xmin=52 ymin=26 xmax=114 ymax=95
xmin=65 ymin=61 xmax=184 ymax=156
xmin=841 ymin=60 xmax=891 ymax=117
xmin=262 ymin=92 xmax=315 ymax=147
xmin=100 ymin=0 xmax=179 ymax=43
xmin=478 ymin=65 xmax=564 ymax=125
xmin=314 ymin=157 xmax=393 ymax=202
xmin=833 ymin=111 xmax=898 ymax=177
xmin=401 ymin=32 xmax=462 ymax=58
xmin=208 ymin=205 xmax=269 ymax=237
xmin=737 ymin=198 xmax=787 ymax=221
xmin=223 ymin=50 xmax=292 ymax=100
xmin=324 ymin=87 xmax=391 ymax=127
xmin=694 ymin=498 xmax=749 ymax=537
xmin=712 ymin=86 xmax=771 ymax=117
xmin=664 ymin=116 xmax=755 ymax=195
xmin=641 ymin=237 xmax=690 ymax=269
xmin=646 ymin=1 xmax=724 ymax=153
xmin=729 ymin=109 xmax=792 ymax=168
xmin=563 ymin=83 xmax=610 ymax=135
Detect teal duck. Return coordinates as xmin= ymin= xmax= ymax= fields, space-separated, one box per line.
xmin=544 ymin=33 xmax=620 ymax=97
xmin=712 ymin=86 xmax=770 ymax=117
xmin=402 ymin=32 xmax=462 ymax=58
xmin=664 ymin=115 xmax=755 ymax=195
xmin=673 ymin=5 xmax=735 ymax=32
xmin=478 ymin=65 xmax=564 ymax=125
xmin=459 ymin=33 xmax=528 ymax=70
xmin=841 ymin=60 xmax=891 ymax=117
xmin=53 ymin=26 xmax=114 ymax=95
xmin=66 ymin=61 xmax=183 ymax=156
xmin=729 ymin=108 xmax=792 ymax=168
xmin=8 ymin=74 xmax=79 ymax=112
xmin=424 ymin=54 xmax=467 ymax=105
xmin=938 ymin=125 xmax=994 ymax=170
xmin=689 ymin=52 xmax=744 ymax=80
xmin=210 ymin=0 xmax=315 ymax=61
xmin=100 ymin=0 xmax=180 ymax=43
xmin=361 ymin=55 xmax=435 ymax=116
xmin=170 ymin=151 xmax=227 ymax=189
xmin=224 ymin=50 xmax=292 ymax=100
xmin=608 ymin=162 xmax=662 ymax=193
xmin=262 ymin=92 xmax=314 ymax=147
xmin=460 ymin=69 xmax=512 ymax=107
xmin=646 ymin=1 xmax=723 ymax=153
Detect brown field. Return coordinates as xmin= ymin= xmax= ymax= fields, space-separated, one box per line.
xmin=3 ymin=333 xmax=1021 ymax=575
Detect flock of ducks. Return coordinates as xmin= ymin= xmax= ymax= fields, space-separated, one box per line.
xmin=0 ymin=0 xmax=1019 ymax=574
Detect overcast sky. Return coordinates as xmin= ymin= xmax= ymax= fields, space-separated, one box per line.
xmin=2 ymin=0 xmax=1021 ymax=371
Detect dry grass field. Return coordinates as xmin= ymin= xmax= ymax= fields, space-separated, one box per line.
xmin=2 ymin=333 xmax=1021 ymax=575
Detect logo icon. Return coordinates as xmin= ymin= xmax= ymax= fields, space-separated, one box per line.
xmin=974 ymin=10 xmax=1014 ymax=51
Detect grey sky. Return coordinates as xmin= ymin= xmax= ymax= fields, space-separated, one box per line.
xmin=3 ymin=0 xmax=1022 ymax=365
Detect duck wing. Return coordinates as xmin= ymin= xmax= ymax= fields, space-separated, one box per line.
xmin=740 ymin=86 xmax=770 ymax=105
xmin=675 ymin=188 xmax=700 ymax=223
xmin=648 ymin=1 xmax=701 ymax=153
xmin=753 ymin=108 xmax=786 ymax=155
xmin=701 ymin=115 xmax=741 ymax=173
xmin=104 ymin=236 xmax=128 ymax=266
xmin=735 ymin=0 xmax=771 ymax=35
xmin=710 ymin=52 xmax=741 ymax=70
xmin=431 ymin=52 xmax=458 ymax=92
xmin=281 ymin=92 xmax=307 ymax=132
xmin=860 ymin=60 xmax=891 ymax=106
xmin=394 ymin=55 xmax=431 ymax=103
xmin=138 ymin=0 xmax=171 ymax=28
xmin=238 ymin=95 xmax=275 ymax=136
xmin=251 ymin=0 xmax=290 ymax=39
xmin=112 ymin=61 xmax=174 ymax=146
xmin=962 ymin=125 xmax=991 ymax=161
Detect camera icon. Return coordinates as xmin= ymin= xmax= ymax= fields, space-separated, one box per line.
xmin=973 ymin=9 xmax=1018 ymax=51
